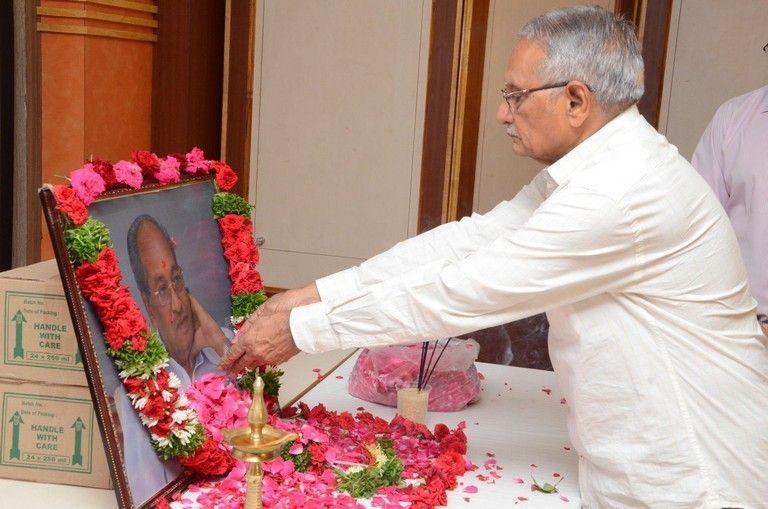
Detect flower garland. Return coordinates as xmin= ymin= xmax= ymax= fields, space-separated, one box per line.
xmin=161 ymin=374 xmax=473 ymax=509
xmin=51 ymin=148 xmax=281 ymax=476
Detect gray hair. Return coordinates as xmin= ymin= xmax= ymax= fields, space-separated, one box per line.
xmin=520 ymin=5 xmax=644 ymax=111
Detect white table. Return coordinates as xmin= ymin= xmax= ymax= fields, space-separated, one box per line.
xmin=301 ymin=354 xmax=580 ymax=508
xmin=0 ymin=355 xmax=579 ymax=508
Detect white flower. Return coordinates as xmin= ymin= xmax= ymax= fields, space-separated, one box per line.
xmin=133 ymin=396 xmax=148 ymax=410
xmin=171 ymin=409 xmax=190 ymax=424
xmin=167 ymin=372 xmax=182 ymax=390
xmin=152 ymin=434 xmax=170 ymax=448
xmin=162 ymin=390 xmax=173 ymax=402
xmin=140 ymin=414 xmax=159 ymax=428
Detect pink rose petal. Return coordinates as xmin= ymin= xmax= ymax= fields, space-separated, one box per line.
xmin=560 ymin=495 xmax=570 ymax=502
xmin=463 ymin=485 xmax=478 ymax=494
xmin=542 ymin=387 xmax=552 ymax=395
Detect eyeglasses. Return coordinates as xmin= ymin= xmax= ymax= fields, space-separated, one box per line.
xmin=149 ymin=270 xmax=187 ymax=306
xmin=500 ymin=81 xmax=569 ymax=112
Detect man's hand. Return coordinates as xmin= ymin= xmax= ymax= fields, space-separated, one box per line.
xmin=219 ymin=311 xmax=300 ymax=375
xmin=190 ymin=295 xmax=228 ymax=356
xmin=761 ymin=322 xmax=768 ymax=338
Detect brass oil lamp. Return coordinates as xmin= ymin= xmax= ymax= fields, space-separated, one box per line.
xmin=222 ymin=377 xmax=298 ymax=509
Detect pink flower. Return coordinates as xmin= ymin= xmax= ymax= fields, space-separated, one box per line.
xmin=185 ymin=147 xmax=210 ymax=175
xmin=113 ymin=160 xmax=143 ymax=189
xmin=155 ymin=156 xmax=181 ymax=184
xmin=69 ymin=163 xmax=105 ymax=205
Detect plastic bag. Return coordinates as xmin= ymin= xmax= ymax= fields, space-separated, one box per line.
xmin=348 ymin=339 xmax=481 ymax=411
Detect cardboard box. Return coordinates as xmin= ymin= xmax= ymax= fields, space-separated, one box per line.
xmin=1 ymin=261 xmax=87 ymax=386
xmin=0 ymin=379 xmax=110 ymax=489
xmin=0 ymin=261 xmax=110 ymax=489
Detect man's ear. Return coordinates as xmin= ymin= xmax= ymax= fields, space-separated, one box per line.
xmin=563 ymin=81 xmax=591 ymax=127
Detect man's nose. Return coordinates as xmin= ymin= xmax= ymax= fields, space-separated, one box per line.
xmin=170 ymin=286 xmax=183 ymax=312
xmin=496 ymin=100 xmax=514 ymax=125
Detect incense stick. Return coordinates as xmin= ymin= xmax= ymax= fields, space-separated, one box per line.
xmin=422 ymin=338 xmax=452 ymax=390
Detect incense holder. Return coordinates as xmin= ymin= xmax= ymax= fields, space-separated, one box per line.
xmin=396 ymin=387 xmax=430 ymax=424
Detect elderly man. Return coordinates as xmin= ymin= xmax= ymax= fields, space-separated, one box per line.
xmin=127 ymin=214 xmax=230 ymax=384
xmin=222 ymin=6 xmax=768 ymax=508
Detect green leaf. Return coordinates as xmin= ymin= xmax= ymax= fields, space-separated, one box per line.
xmin=237 ymin=367 xmax=284 ymax=398
xmin=64 ymin=218 xmax=112 ymax=265
xmin=107 ymin=331 xmax=169 ymax=378
xmin=280 ymin=440 xmax=311 ymax=472
xmin=231 ymin=291 xmax=268 ymax=321
xmin=335 ymin=438 xmax=404 ymax=498
xmin=531 ymin=474 xmax=564 ymax=494
xmin=212 ymin=192 xmax=253 ymax=218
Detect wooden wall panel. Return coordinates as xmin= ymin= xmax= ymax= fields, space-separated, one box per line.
xmin=221 ymin=0 xmax=255 ymax=197
xmin=37 ymin=0 xmax=156 ymax=259
xmin=151 ymin=0 xmax=224 ymax=161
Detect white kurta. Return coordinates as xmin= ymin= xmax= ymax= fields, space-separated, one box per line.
xmin=290 ymin=106 xmax=768 ymax=508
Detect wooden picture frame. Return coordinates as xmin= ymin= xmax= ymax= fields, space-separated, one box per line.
xmin=39 ymin=176 xmax=235 ymax=509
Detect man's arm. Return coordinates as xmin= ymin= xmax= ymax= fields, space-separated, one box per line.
xmin=316 ymin=171 xmax=549 ymax=302
xmin=220 ymin=185 xmax=637 ymax=371
xmin=691 ymin=104 xmax=730 ymax=206
xmin=255 ymin=171 xmax=550 ymax=318
xmin=289 ymin=187 xmax=636 ymax=352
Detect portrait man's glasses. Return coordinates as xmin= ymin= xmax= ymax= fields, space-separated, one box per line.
xmin=500 ymin=81 xmax=569 ymax=111
xmin=150 ymin=270 xmax=187 ymax=306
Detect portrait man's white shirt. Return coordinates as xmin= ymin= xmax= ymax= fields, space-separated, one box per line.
xmin=291 ymin=106 xmax=768 ymax=508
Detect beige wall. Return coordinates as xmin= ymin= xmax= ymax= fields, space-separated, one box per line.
xmin=659 ymin=0 xmax=768 ymax=160
xmin=249 ymin=0 xmax=431 ymax=288
xmin=473 ymin=0 xmax=614 ymax=214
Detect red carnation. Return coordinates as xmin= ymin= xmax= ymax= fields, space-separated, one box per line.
xmin=75 ymin=247 xmax=122 ymax=296
xmin=435 ymin=450 xmax=467 ymax=477
xmin=229 ymin=262 xmax=263 ymax=294
xmin=218 ymin=214 xmax=252 ymax=238
xmin=223 ymin=239 xmax=259 ymax=264
xmin=53 ymin=184 xmax=89 ymax=225
xmin=439 ymin=432 xmax=467 ymax=455
xmin=433 ymin=423 xmax=451 ymax=441
xmin=123 ymin=376 xmax=147 ymax=395
xmin=130 ymin=149 xmax=160 ymax=180
xmin=179 ymin=436 xmax=234 ymax=475
xmin=91 ymin=159 xmax=117 ymax=188
xmin=211 ymin=161 xmax=239 ymax=191
xmin=409 ymin=475 xmax=448 ymax=508
xmin=308 ymin=442 xmax=327 ymax=465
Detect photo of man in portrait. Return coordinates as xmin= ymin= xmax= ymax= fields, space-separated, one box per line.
xmin=126 ymin=214 xmax=232 ymax=388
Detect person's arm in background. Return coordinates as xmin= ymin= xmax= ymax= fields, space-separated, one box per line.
xmin=691 ymin=103 xmax=731 ymax=206
xmin=248 ymin=171 xmax=551 ymax=320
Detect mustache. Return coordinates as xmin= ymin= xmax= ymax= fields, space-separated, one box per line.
xmin=505 ymin=124 xmax=519 ymax=138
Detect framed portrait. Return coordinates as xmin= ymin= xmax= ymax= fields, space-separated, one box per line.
xmin=40 ymin=176 xmax=246 ymax=508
